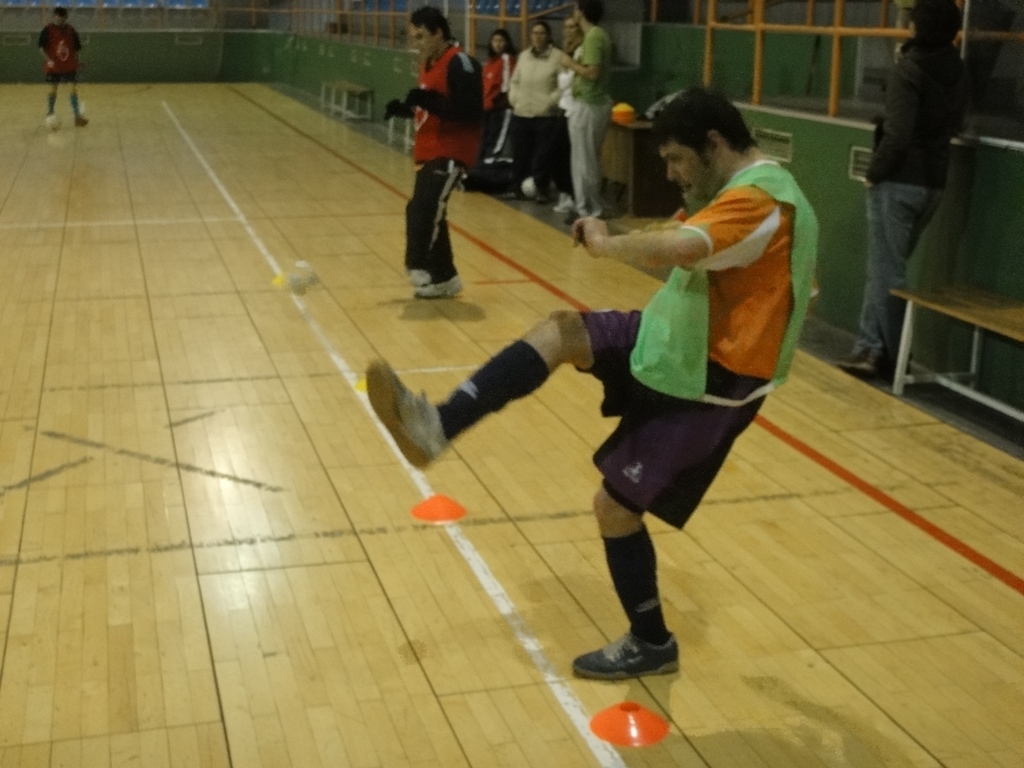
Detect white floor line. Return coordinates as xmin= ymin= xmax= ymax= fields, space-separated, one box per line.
xmin=163 ymin=100 xmax=627 ymax=767
xmin=0 ymin=217 xmax=238 ymax=230
xmin=395 ymin=364 xmax=479 ymax=375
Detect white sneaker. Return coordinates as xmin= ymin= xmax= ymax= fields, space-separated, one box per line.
xmin=520 ymin=177 xmax=537 ymax=200
xmin=45 ymin=114 xmax=60 ymax=131
xmin=407 ymin=269 xmax=431 ymax=288
xmin=414 ymin=275 xmax=462 ymax=299
xmin=366 ymin=360 xmax=449 ymax=468
xmin=552 ymin=193 xmax=574 ymax=214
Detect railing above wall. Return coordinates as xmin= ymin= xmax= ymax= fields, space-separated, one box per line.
xmin=701 ymin=0 xmax=1024 ymax=140
xmin=466 ymin=1 xmax=573 ymax=58
xmin=0 ymin=1 xmax=214 ymax=33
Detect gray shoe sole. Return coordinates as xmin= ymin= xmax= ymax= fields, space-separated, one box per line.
xmin=366 ymin=360 xmax=432 ymax=469
xmin=572 ymin=658 xmax=679 ymax=681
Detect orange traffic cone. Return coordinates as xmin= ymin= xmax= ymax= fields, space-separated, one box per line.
xmin=590 ymin=701 xmax=669 ymax=747
xmin=411 ymin=494 xmax=466 ymax=523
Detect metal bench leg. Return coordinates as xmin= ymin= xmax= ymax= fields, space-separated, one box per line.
xmin=892 ymin=301 xmax=915 ymax=396
xmin=969 ymin=326 xmax=982 ymax=388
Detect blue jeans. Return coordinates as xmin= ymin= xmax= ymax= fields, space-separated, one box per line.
xmin=853 ymin=181 xmax=942 ymax=360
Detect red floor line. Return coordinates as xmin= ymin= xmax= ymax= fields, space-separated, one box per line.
xmin=754 ymin=416 xmax=1024 ymax=596
xmin=235 ymin=87 xmax=1024 ymax=598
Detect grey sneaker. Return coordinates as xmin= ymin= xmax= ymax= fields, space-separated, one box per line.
xmin=407 ymin=269 xmax=432 ymax=288
xmin=414 ymin=275 xmax=462 ymax=299
xmin=366 ymin=360 xmax=449 ymax=468
xmin=572 ymin=633 xmax=679 ymax=680
xmin=552 ymin=193 xmax=575 ymax=214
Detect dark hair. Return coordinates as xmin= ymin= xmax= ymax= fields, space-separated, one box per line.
xmin=576 ymin=0 xmax=604 ymax=25
xmin=409 ymin=6 xmax=452 ymax=41
xmin=53 ymin=5 xmax=68 ymax=16
xmin=488 ymin=28 xmax=517 ymax=58
xmin=531 ymin=21 xmax=552 ymax=37
xmin=651 ymin=87 xmax=756 ymax=154
xmin=912 ymin=0 xmax=962 ymax=46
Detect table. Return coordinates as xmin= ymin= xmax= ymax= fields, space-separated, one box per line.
xmin=601 ymin=120 xmax=683 ymax=218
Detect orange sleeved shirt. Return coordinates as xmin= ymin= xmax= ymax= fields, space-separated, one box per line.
xmin=677 ymin=185 xmax=795 ymax=380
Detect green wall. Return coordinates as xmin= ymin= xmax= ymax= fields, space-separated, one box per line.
xmin=954 ymin=145 xmax=1024 ymax=407
xmin=220 ymin=32 xmax=418 ymax=121
xmin=0 ymin=30 xmax=226 ymax=82
xmin=629 ymin=24 xmax=856 ymax=108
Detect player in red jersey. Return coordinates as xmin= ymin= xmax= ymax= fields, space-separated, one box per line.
xmin=384 ymin=6 xmax=483 ymax=299
xmin=39 ymin=6 xmax=88 ymax=128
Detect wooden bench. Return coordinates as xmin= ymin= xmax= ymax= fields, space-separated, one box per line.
xmin=319 ymin=80 xmax=373 ymax=122
xmin=891 ymin=285 xmax=1024 ymax=422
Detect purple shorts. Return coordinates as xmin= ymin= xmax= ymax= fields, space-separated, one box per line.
xmin=582 ymin=310 xmax=766 ymax=528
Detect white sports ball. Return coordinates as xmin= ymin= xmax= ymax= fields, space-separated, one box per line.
xmin=45 ymin=114 xmax=60 ymax=131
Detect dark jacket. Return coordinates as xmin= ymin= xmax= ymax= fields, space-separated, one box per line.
xmin=866 ymin=41 xmax=968 ymax=188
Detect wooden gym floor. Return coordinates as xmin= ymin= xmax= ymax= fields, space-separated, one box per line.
xmin=0 ymin=83 xmax=1022 ymax=768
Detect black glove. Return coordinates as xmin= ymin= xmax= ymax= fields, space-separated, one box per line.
xmin=403 ymin=87 xmax=442 ymax=110
xmin=384 ymin=98 xmax=414 ymax=120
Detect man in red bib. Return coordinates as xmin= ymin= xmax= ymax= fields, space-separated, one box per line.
xmin=384 ymin=6 xmax=483 ymax=299
xmin=39 ymin=6 xmax=88 ymax=128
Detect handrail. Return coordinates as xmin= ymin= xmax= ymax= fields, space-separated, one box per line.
xmin=719 ymin=0 xmax=796 ymax=25
xmin=468 ymin=1 xmax=576 ymax=54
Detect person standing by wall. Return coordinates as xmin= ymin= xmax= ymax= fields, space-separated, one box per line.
xmin=509 ymin=21 xmax=563 ymax=202
xmin=561 ymin=0 xmax=613 ymax=222
xmin=838 ymin=0 xmax=968 ymax=379
xmin=384 ymin=6 xmax=483 ymax=299
xmin=479 ymin=29 xmax=517 ymax=166
xmin=39 ymin=6 xmax=88 ymax=129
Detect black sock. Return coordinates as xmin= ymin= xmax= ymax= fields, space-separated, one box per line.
xmin=437 ymin=340 xmax=550 ymax=440
xmin=604 ymin=526 xmax=671 ymax=646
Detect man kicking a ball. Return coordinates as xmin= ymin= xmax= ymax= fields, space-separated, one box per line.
xmin=367 ymin=87 xmax=819 ymax=680
xmin=39 ymin=6 xmax=88 ymax=129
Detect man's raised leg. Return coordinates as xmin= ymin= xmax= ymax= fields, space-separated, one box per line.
xmin=366 ymin=311 xmax=592 ymax=468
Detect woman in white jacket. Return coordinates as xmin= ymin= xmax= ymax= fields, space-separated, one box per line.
xmin=508 ymin=21 xmax=564 ymax=202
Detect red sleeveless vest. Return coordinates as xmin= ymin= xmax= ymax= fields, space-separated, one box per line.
xmin=414 ymin=45 xmax=482 ymax=168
